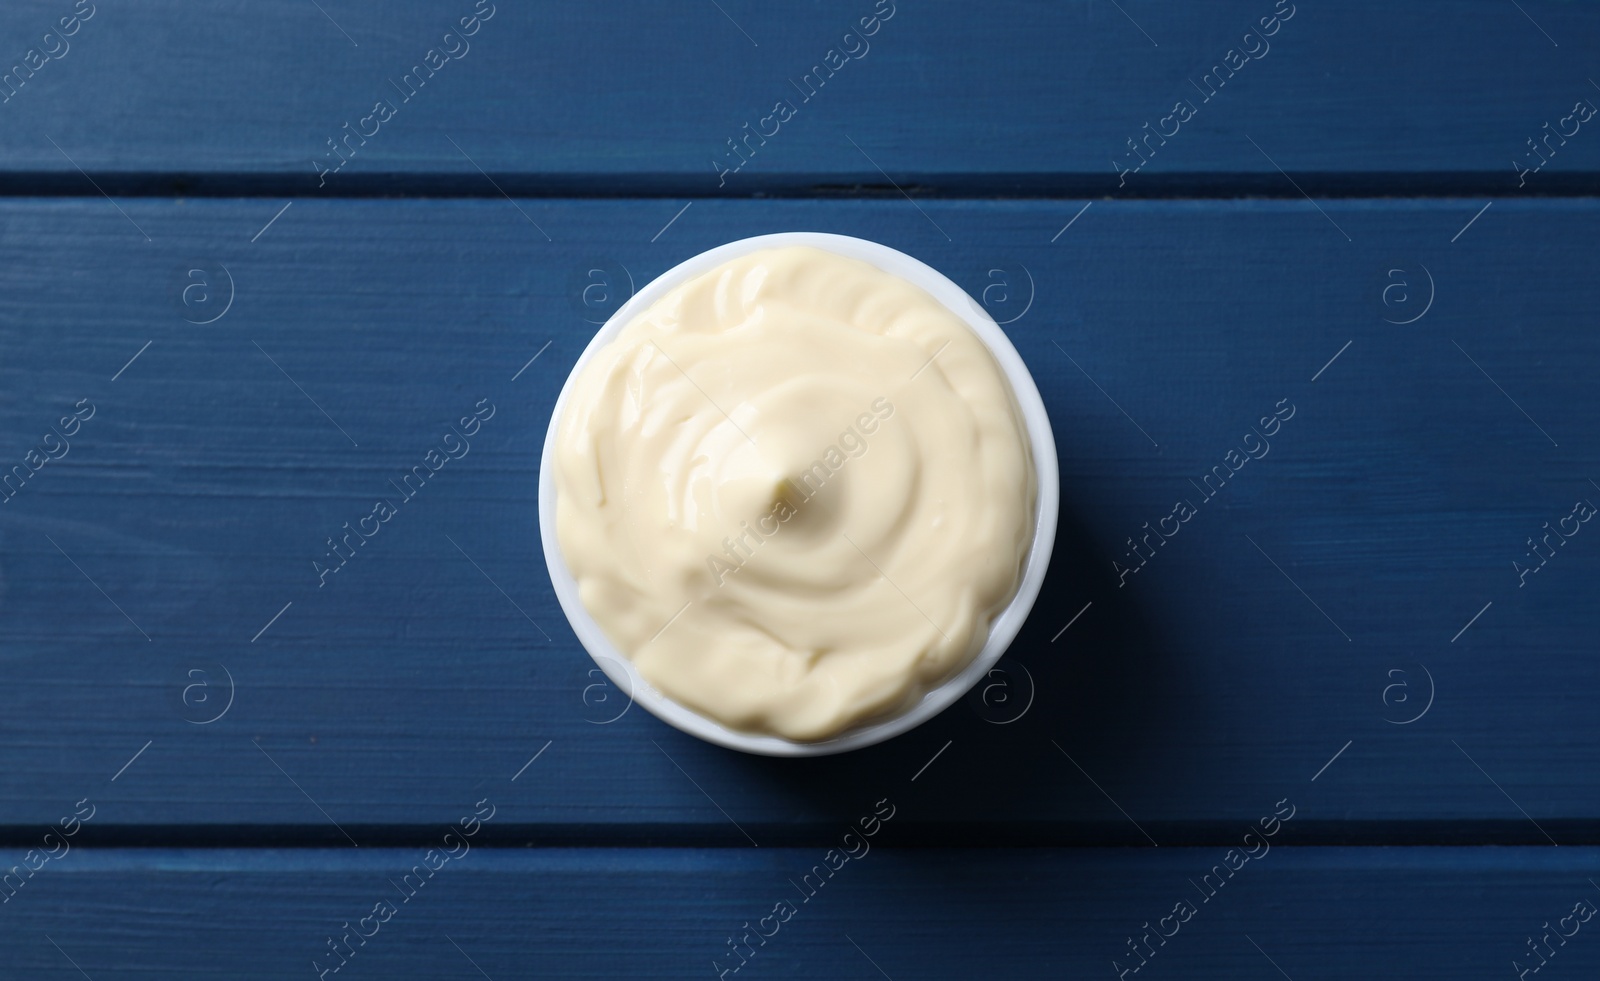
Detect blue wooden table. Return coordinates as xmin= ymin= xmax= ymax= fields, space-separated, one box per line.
xmin=3 ymin=1 xmax=1600 ymax=977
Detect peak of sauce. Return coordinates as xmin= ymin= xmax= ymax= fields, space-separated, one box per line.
xmin=554 ymin=245 xmax=1035 ymax=741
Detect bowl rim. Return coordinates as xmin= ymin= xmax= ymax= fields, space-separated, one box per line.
xmin=538 ymin=231 xmax=1059 ymax=756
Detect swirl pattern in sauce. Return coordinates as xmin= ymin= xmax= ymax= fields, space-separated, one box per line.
xmin=555 ymin=246 xmax=1034 ymax=741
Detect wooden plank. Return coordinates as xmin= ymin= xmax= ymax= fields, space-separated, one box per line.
xmin=0 ymin=1 xmax=1597 ymax=191
xmin=0 ymin=196 xmax=1597 ymax=837
xmin=1 ymin=845 xmax=1598 ymax=978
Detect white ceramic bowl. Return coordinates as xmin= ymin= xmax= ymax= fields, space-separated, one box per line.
xmin=539 ymin=232 xmax=1059 ymax=756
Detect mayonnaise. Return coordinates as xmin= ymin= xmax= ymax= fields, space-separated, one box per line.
xmin=554 ymin=245 xmax=1035 ymax=741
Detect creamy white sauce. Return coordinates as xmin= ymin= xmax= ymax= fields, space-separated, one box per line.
xmin=554 ymin=246 xmax=1034 ymax=741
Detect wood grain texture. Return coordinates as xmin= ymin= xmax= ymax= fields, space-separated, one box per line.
xmin=0 ymin=197 xmax=1595 ymax=839
xmin=0 ymin=1 xmax=1596 ymax=193
xmin=1 ymin=846 xmax=1599 ymax=978
xmin=2 ymin=3 xmax=1598 ymax=972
